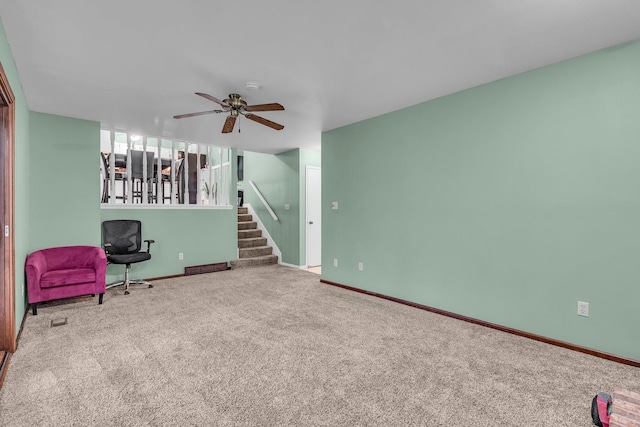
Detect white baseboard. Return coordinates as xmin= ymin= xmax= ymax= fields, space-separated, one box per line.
xmin=281 ymin=262 xmax=307 ymax=269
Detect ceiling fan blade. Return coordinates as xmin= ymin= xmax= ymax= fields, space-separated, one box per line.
xmin=245 ymin=114 xmax=284 ymax=130
xmin=196 ymin=92 xmax=229 ymax=107
xmin=245 ymin=103 xmax=285 ymax=112
xmin=173 ymin=109 xmax=223 ymax=119
xmin=222 ymin=115 xmax=237 ymax=133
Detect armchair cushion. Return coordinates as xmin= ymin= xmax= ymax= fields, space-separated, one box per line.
xmin=40 ymin=268 xmax=96 ymax=288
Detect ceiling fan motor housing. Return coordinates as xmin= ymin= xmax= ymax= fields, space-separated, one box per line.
xmin=225 ymin=94 xmax=247 ymax=109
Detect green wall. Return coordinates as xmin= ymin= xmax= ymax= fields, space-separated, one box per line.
xmin=241 ymin=148 xmax=320 ymax=266
xmin=322 ymin=40 xmax=640 ymax=361
xmin=1 ymin=18 xmax=30 ymax=334
xmin=29 ymin=113 xmax=101 ymax=249
xmin=100 ymin=208 xmax=237 ymax=283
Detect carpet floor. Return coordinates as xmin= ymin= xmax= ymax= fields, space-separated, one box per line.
xmin=1 ymin=265 xmax=638 ymax=426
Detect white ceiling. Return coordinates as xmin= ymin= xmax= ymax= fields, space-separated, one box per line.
xmin=1 ymin=1 xmax=640 ymax=154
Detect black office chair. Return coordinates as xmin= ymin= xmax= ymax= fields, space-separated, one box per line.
xmin=102 ymin=220 xmax=155 ymax=295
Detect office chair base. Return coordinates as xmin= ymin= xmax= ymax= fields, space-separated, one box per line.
xmin=106 ymin=279 xmax=152 ymax=295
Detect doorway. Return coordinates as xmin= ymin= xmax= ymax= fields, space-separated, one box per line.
xmin=306 ymin=166 xmax=321 ymax=268
xmin=0 ymin=61 xmax=16 ymax=358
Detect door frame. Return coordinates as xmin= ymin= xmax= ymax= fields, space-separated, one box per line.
xmin=0 ymin=60 xmax=16 ymax=354
xmin=305 ymin=166 xmax=321 ymax=268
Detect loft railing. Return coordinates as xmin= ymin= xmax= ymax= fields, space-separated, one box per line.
xmin=100 ymin=129 xmax=232 ymax=207
xmin=248 ymin=180 xmax=278 ymax=221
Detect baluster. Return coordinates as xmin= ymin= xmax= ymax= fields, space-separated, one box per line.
xmin=109 ymin=131 xmax=115 ymax=204
xmin=183 ymin=143 xmax=190 ymax=204
xmin=156 ymin=140 xmax=162 ymax=205
xmin=197 ymin=144 xmax=202 ymax=204
xmin=142 ymin=136 xmax=148 ymax=205
xmin=208 ymin=145 xmax=214 ymax=205
xmin=126 ymin=134 xmax=132 ymax=204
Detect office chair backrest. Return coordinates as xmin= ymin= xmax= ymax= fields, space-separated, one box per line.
xmin=102 ymin=220 xmax=143 ymax=255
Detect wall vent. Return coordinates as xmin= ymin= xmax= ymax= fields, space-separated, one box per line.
xmin=184 ymin=262 xmax=229 ymax=276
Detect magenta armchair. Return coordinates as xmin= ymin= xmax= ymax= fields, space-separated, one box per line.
xmin=26 ymin=246 xmax=107 ymax=315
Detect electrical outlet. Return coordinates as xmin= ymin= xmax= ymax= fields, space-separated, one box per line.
xmin=358 ymin=262 xmax=364 ymax=271
xmin=178 ymin=253 xmax=184 ymax=260
xmin=331 ymin=202 xmax=339 ymax=210
xmin=333 ymin=258 xmax=338 ymax=267
xmin=577 ymin=301 xmax=589 ymax=317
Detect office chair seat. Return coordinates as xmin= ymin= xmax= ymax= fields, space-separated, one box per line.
xmin=106 ymin=252 xmax=151 ymax=265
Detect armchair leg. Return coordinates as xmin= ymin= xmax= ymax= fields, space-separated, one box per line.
xmin=32 ymin=304 xmax=37 ymax=316
xmin=99 ymin=293 xmax=104 ymax=304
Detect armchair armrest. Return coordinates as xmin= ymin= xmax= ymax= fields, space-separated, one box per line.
xmin=91 ymin=247 xmax=107 ymax=289
xmin=25 ymin=251 xmax=48 ymax=305
xmin=90 ymin=246 xmax=108 ymax=267
xmin=25 ymin=251 xmax=47 ymax=283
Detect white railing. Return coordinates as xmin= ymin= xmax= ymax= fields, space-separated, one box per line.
xmin=248 ymin=180 xmax=278 ymax=221
xmin=100 ymin=129 xmax=232 ymax=207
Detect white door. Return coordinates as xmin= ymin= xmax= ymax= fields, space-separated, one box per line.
xmin=306 ymin=166 xmax=321 ymax=267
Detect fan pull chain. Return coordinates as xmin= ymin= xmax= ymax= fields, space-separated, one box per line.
xmin=238 ymin=115 xmax=241 ymax=133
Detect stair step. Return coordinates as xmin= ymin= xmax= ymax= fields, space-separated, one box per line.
xmin=238 ymin=229 xmax=262 ymax=239
xmin=238 ymin=213 xmax=252 ymax=222
xmin=238 ymin=221 xmax=257 ymax=230
xmin=239 ymin=246 xmax=273 ymax=258
xmin=238 ymin=207 xmax=248 ymax=215
xmin=231 ymin=254 xmax=278 ymax=269
xmin=238 ymin=237 xmax=268 ymax=248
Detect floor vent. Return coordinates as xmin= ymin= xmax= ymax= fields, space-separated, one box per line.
xmin=184 ymin=262 xmax=229 ymax=276
xmin=50 ymin=318 xmax=68 ymax=327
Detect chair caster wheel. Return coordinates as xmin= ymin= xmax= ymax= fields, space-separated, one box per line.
xmin=124 ymin=291 xmax=130 ymax=295
xmin=149 ymin=284 xmax=153 ymax=288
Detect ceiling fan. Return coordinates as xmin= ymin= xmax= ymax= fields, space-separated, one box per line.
xmin=174 ymin=92 xmax=284 ymax=133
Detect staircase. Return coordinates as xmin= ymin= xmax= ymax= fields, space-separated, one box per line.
xmin=231 ymin=207 xmax=278 ymax=269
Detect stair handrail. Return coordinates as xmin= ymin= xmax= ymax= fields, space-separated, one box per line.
xmin=248 ymin=180 xmax=279 ymax=221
